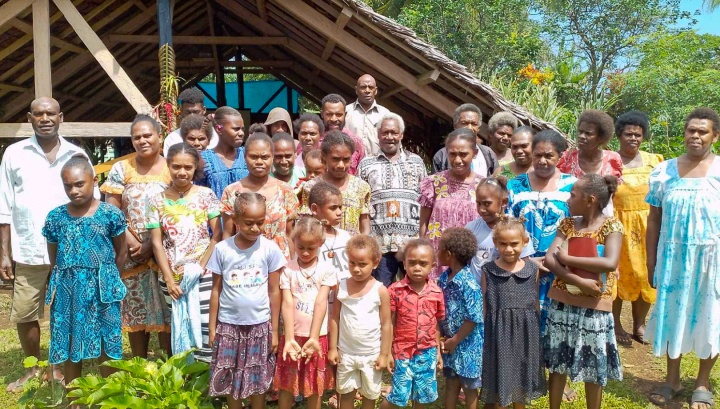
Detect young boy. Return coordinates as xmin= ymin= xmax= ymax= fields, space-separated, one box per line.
xmin=271 ymin=132 xmax=306 ymax=187
xmin=381 ymin=239 xmax=445 ymax=409
xmin=308 ymin=181 xmax=350 ymax=277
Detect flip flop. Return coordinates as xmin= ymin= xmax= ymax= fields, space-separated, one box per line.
xmin=649 ymin=384 xmax=683 ymax=406
xmin=691 ymin=389 xmax=715 ymax=409
xmin=563 ymin=387 xmax=578 ymax=402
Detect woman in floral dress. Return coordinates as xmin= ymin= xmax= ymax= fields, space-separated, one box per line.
xmin=419 ymin=128 xmax=484 ymax=279
xmin=221 ymin=133 xmax=299 ymax=259
xmin=102 ymin=115 xmax=172 ymax=357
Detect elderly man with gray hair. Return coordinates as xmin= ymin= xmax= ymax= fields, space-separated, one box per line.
xmin=358 ymin=112 xmax=427 ymax=287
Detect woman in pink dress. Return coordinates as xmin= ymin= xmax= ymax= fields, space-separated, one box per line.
xmin=419 ymin=128 xmax=484 ymax=279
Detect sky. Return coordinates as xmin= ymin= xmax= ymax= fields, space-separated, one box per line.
xmin=681 ymin=0 xmax=720 ymax=35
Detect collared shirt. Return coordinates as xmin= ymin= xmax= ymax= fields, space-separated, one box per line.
xmin=358 ymin=149 xmax=427 ymax=253
xmin=345 ymin=100 xmax=390 ymax=156
xmin=163 ymin=127 xmax=219 ymax=157
xmin=388 ymin=278 xmax=445 ymax=360
xmin=0 ymin=136 xmax=91 ymax=265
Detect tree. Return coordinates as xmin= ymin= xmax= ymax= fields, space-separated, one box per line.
xmin=536 ymin=0 xmax=690 ymax=96
xmin=704 ymin=0 xmax=720 ymax=10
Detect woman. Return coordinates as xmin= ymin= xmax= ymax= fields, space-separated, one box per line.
xmin=419 ymin=128 xmax=484 ymax=279
xmin=198 ymin=106 xmax=249 ymax=199
xmin=507 ymin=129 xmax=578 ymax=402
xmin=293 ymin=113 xmax=324 ymax=169
xmin=487 ymin=112 xmax=519 ymax=164
xmin=221 ymin=133 xmax=299 ymax=259
xmin=646 ymin=107 xmax=720 ymax=409
xmin=611 ymin=111 xmax=663 ymax=347
xmin=496 ymin=126 xmax=535 ymax=179
xmin=101 ymin=115 xmax=172 ymax=358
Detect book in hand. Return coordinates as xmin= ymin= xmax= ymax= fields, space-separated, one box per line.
xmin=561 ymin=237 xmax=607 ymax=296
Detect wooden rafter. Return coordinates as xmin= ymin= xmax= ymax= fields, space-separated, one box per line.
xmin=0 ymin=122 xmax=132 ymax=138
xmin=0 ymin=0 xmax=34 ymax=30
xmin=10 ymin=18 xmax=85 ymax=53
xmin=320 ymin=7 xmax=352 ymax=60
xmin=33 ymin=0 xmax=52 ymax=98
xmin=107 ymin=34 xmax=289 ymax=45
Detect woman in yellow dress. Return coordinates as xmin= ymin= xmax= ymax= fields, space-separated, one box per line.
xmin=612 ymin=111 xmax=663 ymax=346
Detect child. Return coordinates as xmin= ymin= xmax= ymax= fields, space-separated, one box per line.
xmin=148 ymin=143 xmax=222 ymax=359
xmin=199 ymin=106 xmax=249 ymax=199
xmin=328 ymin=235 xmax=392 ymax=409
xmin=271 ymin=132 xmax=306 ymax=188
xmin=308 ymin=181 xmax=350 ymax=277
xmin=437 ymin=227 xmax=483 ymax=409
xmin=207 ymin=192 xmax=287 ymax=409
xmin=299 ymin=131 xmax=371 ymax=235
xmin=180 ymin=114 xmax=212 ymax=152
xmin=466 ymin=177 xmax=534 ymax=283
xmin=381 ymin=239 xmax=445 ymax=409
xmin=543 ymin=174 xmax=623 ymax=409
xmin=274 ymin=217 xmax=338 ymax=409
xmin=295 ymin=149 xmax=325 ymax=199
xmin=42 ymin=155 xmax=127 ymax=384
xmin=480 ymin=217 xmax=546 ymax=408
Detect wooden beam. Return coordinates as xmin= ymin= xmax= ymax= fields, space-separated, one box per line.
xmin=106 ymin=34 xmax=289 ymax=45
xmin=11 ymin=18 xmax=85 ymax=53
xmin=381 ymin=86 xmax=405 ymax=100
xmin=52 ymin=0 xmax=152 ymax=114
xmin=0 ymin=0 xmax=33 ymax=30
xmin=33 ymin=0 xmax=52 ymax=98
xmin=0 ymin=122 xmax=132 ymax=138
xmin=256 ymin=0 xmax=267 ymax=21
xmin=141 ymin=59 xmax=293 ymax=68
xmin=274 ymin=0 xmax=456 ymax=118
xmin=416 ymin=69 xmax=440 ymax=86
xmin=320 ymin=7 xmax=352 ymax=60
xmin=0 ymin=83 xmax=30 ymax=93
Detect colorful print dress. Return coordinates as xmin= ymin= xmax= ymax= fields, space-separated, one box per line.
xmin=42 ymin=203 xmax=127 ymax=364
xmin=222 ymin=180 xmax=299 ymax=259
xmin=146 ymin=186 xmax=222 ymax=361
xmin=100 ymin=157 xmax=172 ymax=332
xmin=299 ymin=175 xmax=371 ymax=235
xmin=418 ymin=171 xmax=483 ymax=279
xmin=645 ymin=157 xmax=720 ymax=359
xmin=613 ymin=151 xmax=663 ymax=303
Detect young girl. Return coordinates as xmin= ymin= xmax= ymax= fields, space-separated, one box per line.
xmin=543 ymin=174 xmax=623 ymax=409
xmin=180 ymin=114 xmax=212 ymax=152
xmin=296 ymin=149 xmax=325 ymax=199
xmin=481 ymin=217 xmax=546 ymax=408
xmin=221 ymin=133 xmax=299 ymax=259
xmin=328 ymin=235 xmax=392 ymax=409
xmin=436 ymin=227 xmax=483 ymax=409
xmin=148 ymin=143 xmax=222 ymax=359
xmin=102 ymin=114 xmax=172 ymax=358
xmin=308 ymin=181 xmax=350 ymax=277
xmin=466 ymin=177 xmax=534 ymax=283
xmin=274 ymin=217 xmax=338 ymax=409
xmin=198 ymin=106 xmax=249 ymax=199
xmin=299 ymin=130 xmax=371 ymax=235
xmin=43 ymin=155 xmax=127 ymax=384
xmin=208 ymin=192 xmax=287 ymax=409
xmin=420 ymin=128 xmax=484 ymax=279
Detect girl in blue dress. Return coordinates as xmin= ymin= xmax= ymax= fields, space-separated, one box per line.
xmin=198 ymin=106 xmax=249 ymax=198
xmin=646 ymin=108 xmax=720 ymax=409
xmin=42 ymin=155 xmax=127 ymax=384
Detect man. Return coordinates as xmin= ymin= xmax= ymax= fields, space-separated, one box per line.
xmin=432 ymin=103 xmax=499 ymax=176
xmin=345 ymin=74 xmax=390 ymax=156
xmin=162 ymin=87 xmax=219 ymax=156
xmin=294 ymin=94 xmax=366 ymax=175
xmin=358 ymin=113 xmax=427 ymax=287
xmin=270 ymin=132 xmax=305 ymax=188
xmin=0 ymin=97 xmax=92 ymax=391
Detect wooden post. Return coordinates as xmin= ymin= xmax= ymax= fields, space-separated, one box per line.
xmin=33 ymin=0 xmax=52 ymax=98
xmin=236 ymin=47 xmax=244 ymax=109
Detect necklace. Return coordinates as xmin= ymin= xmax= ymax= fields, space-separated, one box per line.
xmin=324 ymin=226 xmax=338 ymax=258
xmin=173 ymin=183 xmax=193 ymax=198
xmin=299 ymin=261 xmax=319 ymax=285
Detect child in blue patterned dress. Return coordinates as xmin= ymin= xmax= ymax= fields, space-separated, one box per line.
xmin=436 ymin=227 xmax=483 ymax=409
xmin=42 ymin=155 xmax=128 ymax=385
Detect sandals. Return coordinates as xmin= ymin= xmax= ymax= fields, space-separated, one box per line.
xmin=649 ymin=384 xmax=683 ymax=406
xmin=691 ymin=389 xmax=715 ymax=409
xmin=563 ymin=386 xmax=578 ymax=402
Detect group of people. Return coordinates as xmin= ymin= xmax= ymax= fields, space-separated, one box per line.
xmin=0 ymin=72 xmax=718 ymax=409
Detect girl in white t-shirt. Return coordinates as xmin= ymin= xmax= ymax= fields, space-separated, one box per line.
xmin=274 ymin=217 xmax=338 ymax=409
xmin=207 ymin=192 xmax=287 ymax=409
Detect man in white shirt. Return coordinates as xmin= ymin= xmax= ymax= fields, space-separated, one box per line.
xmin=0 ymin=97 xmax=90 ymax=391
xmin=162 ymin=87 xmax=219 ymax=156
xmin=345 ymin=74 xmax=390 ymax=156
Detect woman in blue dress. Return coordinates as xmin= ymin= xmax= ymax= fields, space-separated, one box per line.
xmin=43 ymin=155 xmax=127 ymax=384
xmin=198 ymin=106 xmax=249 ymax=198
xmin=646 ymin=108 xmax=720 ymax=409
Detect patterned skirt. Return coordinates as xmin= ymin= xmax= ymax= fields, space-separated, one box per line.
xmin=121 ymin=270 xmax=170 ymax=332
xmin=48 ymin=267 xmax=123 ymax=364
xmin=274 ymin=335 xmax=334 ymax=397
xmin=210 ymin=321 xmax=276 ymax=400
xmin=543 ymin=300 xmax=622 ymax=386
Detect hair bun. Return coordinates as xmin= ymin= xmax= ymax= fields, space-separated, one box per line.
xmin=603 ymin=175 xmax=618 ymax=196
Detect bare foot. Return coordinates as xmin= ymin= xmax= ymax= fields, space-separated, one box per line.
xmin=690 ymin=387 xmax=714 ymax=409
xmin=615 ymin=328 xmax=633 ymax=346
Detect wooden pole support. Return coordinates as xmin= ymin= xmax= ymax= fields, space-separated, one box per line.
xmin=33 ymin=0 xmax=53 ymax=98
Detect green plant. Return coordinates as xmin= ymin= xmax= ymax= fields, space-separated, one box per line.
xmin=17 ymin=356 xmax=66 ymax=408
xmin=67 ymin=350 xmax=213 ymax=409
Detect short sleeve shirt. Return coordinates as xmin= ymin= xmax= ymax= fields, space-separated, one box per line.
xmin=280 ymin=259 xmax=338 ymax=337
xmin=206 ymin=236 xmax=287 ymax=325
xmin=321 ymin=228 xmax=351 ymax=280
xmin=389 ymin=278 xmax=445 ymax=359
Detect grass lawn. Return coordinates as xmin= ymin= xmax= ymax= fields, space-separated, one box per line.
xmin=0 ymin=292 xmax=718 ymax=408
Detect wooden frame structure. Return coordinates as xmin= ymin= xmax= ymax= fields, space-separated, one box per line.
xmin=0 ymin=0 xmax=563 ymax=151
